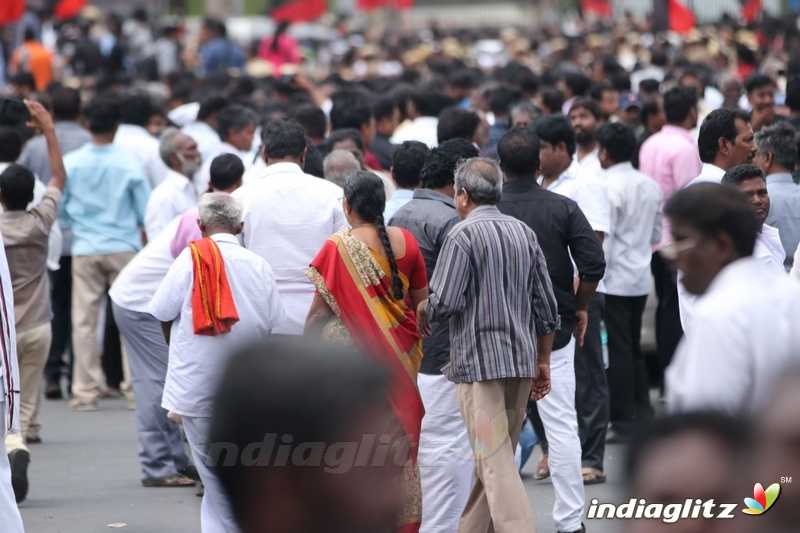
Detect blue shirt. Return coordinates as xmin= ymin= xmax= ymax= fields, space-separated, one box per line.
xmin=383 ymin=188 xmax=414 ymax=222
xmin=61 ymin=143 xmax=150 ymax=256
xmin=765 ymin=172 xmax=800 ymax=270
xmin=199 ymin=38 xmax=245 ymax=75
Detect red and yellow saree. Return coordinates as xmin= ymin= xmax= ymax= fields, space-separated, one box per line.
xmin=307 ymin=228 xmax=427 ymax=533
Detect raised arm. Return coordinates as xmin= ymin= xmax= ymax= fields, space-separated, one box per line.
xmin=25 ymin=100 xmax=66 ymax=191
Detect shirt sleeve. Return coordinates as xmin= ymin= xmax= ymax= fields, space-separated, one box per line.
xmin=30 ymin=187 xmax=61 ymax=231
xmin=566 ymin=201 xmax=606 ymax=282
xmin=129 ymin=168 xmax=152 ymax=229
xmin=651 ymin=192 xmax=663 ymax=246
xmin=144 ymin=191 xmax=169 ymax=240
xmin=150 ymin=249 xmax=192 ymax=322
xmin=576 ymin=175 xmax=611 ymax=234
xmin=529 ymin=237 xmax=561 ymax=336
xmin=426 ymin=235 xmax=471 ymax=322
xmin=260 ymin=260 xmax=286 ymax=333
xmin=170 ymin=210 xmax=201 ymax=258
xmin=671 ymin=146 xmax=703 ymax=191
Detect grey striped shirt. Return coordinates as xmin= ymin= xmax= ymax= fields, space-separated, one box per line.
xmin=427 ymin=205 xmax=560 ymax=383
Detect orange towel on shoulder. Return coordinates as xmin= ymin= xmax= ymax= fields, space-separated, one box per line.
xmin=189 ymin=238 xmax=239 ymax=336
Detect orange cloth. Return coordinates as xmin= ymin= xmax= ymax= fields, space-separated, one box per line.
xmin=11 ymin=41 xmax=53 ymax=91
xmin=189 ymin=238 xmax=239 ymax=336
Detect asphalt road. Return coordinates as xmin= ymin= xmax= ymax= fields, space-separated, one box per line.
xmin=18 ymin=398 xmax=625 ymax=533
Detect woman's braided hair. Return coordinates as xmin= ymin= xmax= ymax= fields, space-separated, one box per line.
xmin=344 ymin=171 xmax=404 ymax=300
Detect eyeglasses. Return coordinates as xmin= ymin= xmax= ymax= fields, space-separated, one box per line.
xmin=659 ymin=238 xmax=698 ymax=262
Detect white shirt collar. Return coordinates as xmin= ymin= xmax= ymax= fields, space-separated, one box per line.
xmin=700 ymin=163 xmax=725 ymax=180
xmin=263 ymin=162 xmax=303 ymax=176
xmin=210 ymin=233 xmax=240 ymax=245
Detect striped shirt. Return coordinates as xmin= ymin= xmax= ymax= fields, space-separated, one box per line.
xmin=427 ymin=205 xmax=560 ymax=383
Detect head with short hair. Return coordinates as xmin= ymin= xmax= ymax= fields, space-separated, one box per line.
xmin=50 ymin=87 xmax=81 ymax=122
xmin=217 ymin=105 xmax=257 ymax=151
xmin=454 ymin=157 xmax=503 ymax=216
xmin=330 ymin=95 xmax=375 ymax=146
xmin=665 ymin=183 xmax=759 ymax=295
xmin=372 ymin=95 xmax=399 ymax=136
xmin=597 ymin=122 xmax=637 ymax=168
xmin=291 ymin=104 xmax=327 ymax=142
xmin=663 ymin=86 xmax=698 ymax=128
xmin=534 ymin=115 xmax=575 ymax=178
xmin=746 ymin=73 xmax=776 ymax=116
xmin=698 ymin=108 xmax=755 ymax=169
xmin=568 ymin=98 xmax=602 ymax=146
xmin=411 ymin=89 xmax=453 ymax=118
xmin=159 ymin=128 xmax=201 ymax=176
xmin=0 ymin=127 xmax=23 ymax=162
xmin=84 ymin=95 xmax=121 ymax=136
xmin=420 ymin=138 xmax=479 ymax=190
xmin=198 ymin=192 xmax=243 ymax=236
xmin=391 ymin=141 xmax=428 ymax=190
xmin=561 ymin=71 xmax=591 ymax=99
xmin=486 ymin=85 xmax=522 ymax=117
xmin=323 ymin=150 xmax=360 ymax=188
xmin=209 ymin=338 xmax=398 ymax=533
xmin=498 ymin=127 xmax=540 ymax=179
xmin=721 ymin=164 xmax=770 ymax=226
xmin=626 ymin=411 xmax=749 ymax=532
xmin=540 ymin=88 xmax=564 ymax=116
xmin=0 ymin=163 xmax=35 ymax=211
xmin=197 ymin=95 xmax=228 ymax=124
xmin=437 ymin=107 xmax=481 ymax=145
xmin=261 ymin=119 xmax=307 ymax=163
xmin=589 ymin=82 xmax=619 ymax=119
xmin=510 ymin=101 xmax=541 ymax=129
xmin=120 ymin=93 xmax=158 ymax=127
xmin=209 ymin=153 xmax=245 ymax=192
xmin=754 ymin=122 xmax=799 ymax=175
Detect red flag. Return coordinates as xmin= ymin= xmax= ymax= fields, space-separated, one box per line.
xmin=358 ymin=0 xmax=414 ymax=10
xmin=271 ymin=0 xmax=327 ymax=22
xmin=741 ymin=0 xmax=762 ymax=23
xmin=54 ymin=0 xmax=86 ymax=20
xmin=0 ymin=0 xmax=25 ymax=25
xmin=582 ymin=0 xmax=612 ymax=17
xmin=668 ymin=0 xmax=695 ymax=34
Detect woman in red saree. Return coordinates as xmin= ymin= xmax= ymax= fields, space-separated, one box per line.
xmin=305 ymin=171 xmax=428 ymax=533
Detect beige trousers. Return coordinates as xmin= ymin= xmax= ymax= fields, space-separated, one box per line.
xmin=5 ymin=322 xmax=52 ymax=453
xmin=457 ymin=378 xmax=536 ymax=533
xmin=70 ymin=252 xmax=134 ymax=405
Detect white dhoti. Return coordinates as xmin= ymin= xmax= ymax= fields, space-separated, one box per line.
xmin=0 ymin=402 xmax=24 ymax=533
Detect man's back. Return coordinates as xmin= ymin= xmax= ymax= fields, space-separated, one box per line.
xmin=765 ymin=173 xmax=800 ymax=269
xmin=232 ymin=162 xmax=346 ymax=334
xmin=18 ymin=121 xmax=90 ymax=183
xmin=114 ymin=124 xmax=168 ymax=188
xmin=498 ymin=180 xmax=604 ymax=336
xmin=62 ymin=143 xmax=151 ymax=256
xmin=639 ymin=125 xmax=702 ymax=200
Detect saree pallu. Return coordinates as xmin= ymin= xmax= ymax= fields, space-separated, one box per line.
xmin=307 ymin=229 xmax=424 ymax=533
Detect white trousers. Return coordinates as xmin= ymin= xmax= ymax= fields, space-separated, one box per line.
xmin=0 ymin=402 xmax=24 ymax=533
xmin=418 ymin=373 xmax=474 ymax=533
xmin=182 ymin=416 xmax=240 ymax=533
xmin=537 ymin=338 xmax=585 ymax=532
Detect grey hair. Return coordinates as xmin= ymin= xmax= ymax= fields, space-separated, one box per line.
xmin=510 ymin=100 xmax=540 ymax=121
xmin=755 ymin=122 xmax=799 ymax=170
xmin=159 ymin=127 xmax=185 ymax=166
xmin=454 ymin=157 xmax=504 ymax=205
xmin=198 ymin=192 xmax=243 ymax=231
xmin=323 ymin=149 xmax=361 ymax=188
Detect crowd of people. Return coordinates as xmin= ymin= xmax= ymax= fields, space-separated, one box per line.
xmin=1 ymin=4 xmax=800 ymax=533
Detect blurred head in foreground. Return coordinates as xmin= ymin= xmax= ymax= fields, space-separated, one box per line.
xmin=209 ymin=338 xmax=403 ymax=533
xmin=625 ymin=412 xmax=750 ymax=533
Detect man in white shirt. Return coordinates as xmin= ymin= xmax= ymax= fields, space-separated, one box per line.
xmin=114 ymin=93 xmax=169 ymax=189
xmin=391 ymin=90 xmax=447 ymax=149
xmin=151 ymin=193 xmax=284 ymax=533
xmin=195 ymin=105 xmax=257 ymax=195
xmin=0 ymin=235 xmax=24 ymax=533
xmin=180 ymin=96 xmax=225 ymax=165
xmin=596 ymin=123 xmax=662 ymax=444
xmin=721 ymin=165 xmax=786 ymax=273
xmin=144 ymin=129 xmax=201 ymax=239
xmin=232 ymin=119 xmax=347 ymax=335
xmin=664 ymin=184 xmax=800 ymax=414
xmin=678 ymin=109 xmax=757 ymax=332
xmin=568 ymin=98 xmax=603 ymax=176
xmin=383 ymin=141 xmax=428 ymax=221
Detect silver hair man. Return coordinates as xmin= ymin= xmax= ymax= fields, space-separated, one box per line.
xmin=755 ymin=122 xmax=799 ymax=172
xmin=160 ymin=127 xmax=202 ymax=176
xmin=323 ymin=149 xmax=361 ymax=188
xmin=454 ymin=157 xmax=504 ymax=205
xmin=198 ymin=192 xmax=243 ymax=232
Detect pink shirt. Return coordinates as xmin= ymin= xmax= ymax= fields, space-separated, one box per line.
xmin=170 ymin=207 xmax=201 ymax=258
xmin=638 ymin=125 xmax=702 ymax=247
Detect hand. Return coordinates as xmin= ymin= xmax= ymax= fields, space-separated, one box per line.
xmin=24 ymin=99 xmax=55 ymax=133
xmin=574 ymin=309 xmax=588 ymax=348
xmin=530 ymin=361 xmax=551 ymax=400
xmin=416 ymin=299 xmax=431 ymax=336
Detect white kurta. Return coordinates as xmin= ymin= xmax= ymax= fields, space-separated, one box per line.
xmin=150 ymin=233 xmax=285 ymax=418
xmin=232 ymin=162 xmax=347 ymax=335
xmin=667 ymin=257 xmax=800 ymax=414
xmin=114 ymin=124 xmax=169 ymax=189
xmin=144 ymin=169 xmax=197 ymax=240
xmin=0 ymin=234 xmax=19 ymax=433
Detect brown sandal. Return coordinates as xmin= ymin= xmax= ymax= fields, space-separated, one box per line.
xmin=582 ymin=467 xmax=606 ymax=485
xmin=534 ymin=454 xmax=550 ymax=480
xmin=141 ymin=474 xmax=196 ymax=488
